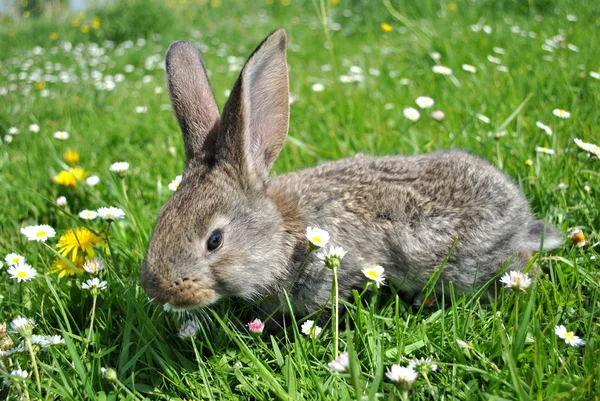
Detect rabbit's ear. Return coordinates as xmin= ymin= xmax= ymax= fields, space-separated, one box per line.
xmin=219 ymin=29 xmax=289 ymax=178
xmin=166 ymin=41 xmax=220 ymax=163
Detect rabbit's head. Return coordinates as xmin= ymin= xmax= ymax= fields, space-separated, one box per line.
xmin=141 ymin=29 xmax=292 ymax=309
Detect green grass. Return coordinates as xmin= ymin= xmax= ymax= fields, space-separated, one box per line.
xmin=1 ymin=0 xmax=599 ymax=400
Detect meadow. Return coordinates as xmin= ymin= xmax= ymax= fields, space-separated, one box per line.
xmin=0 ymin=0 xmax=599 ymax=399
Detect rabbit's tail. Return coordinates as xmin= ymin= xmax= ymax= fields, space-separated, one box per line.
xmin=519 ymin=220 xmax=563 ymax=251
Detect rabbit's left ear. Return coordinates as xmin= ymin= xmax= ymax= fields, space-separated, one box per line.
xmin=218 ymin=29 xmax=289 ymax=179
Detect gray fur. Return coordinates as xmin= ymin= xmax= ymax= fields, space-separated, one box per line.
xmin=140 ymin=29 xmax=563 ymax=315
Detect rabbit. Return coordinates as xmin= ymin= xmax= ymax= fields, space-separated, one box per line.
xmin=140 ymin=29 xmax=563 ymax=317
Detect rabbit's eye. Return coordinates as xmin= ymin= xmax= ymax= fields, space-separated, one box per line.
xmin=207 ymin=231 xmax=224 ymax=252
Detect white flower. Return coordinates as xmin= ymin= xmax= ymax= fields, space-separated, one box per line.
xmin=567 ymin=228 xmax=586 ymax=248
xmin=86 ymin=175 xmax=100 ymax=186
xmin=493 ymin=47 xmax=506 ymax=55
xmin=432 ymin=65 xmax=452 ymax=75
xmin=499 ymin=271 xmax=532 ymax=292
xmin=43 ymin=335 xmax=65 ymax=347
xmin=403 ymin=107 xmax=420 ymax=122
xmin=3 ymin=135 xmax=13 ymax=143
xmin=431 ymin=110 xmax=445 ymax=121
xmin=487 ymin=55 xmax=502 ymax=64
xmin=53 ymin=131 xmax=69 ymax=140
xmin=300 ymin=320 xmax=322 ymax=338
xmin=29 ymin=124 xmax=40 ymax=133
xmin=476 ymin=114 xmax=490 ymax=124
xmin=415 ymin=96 xmax=434 ymax=109
xmin=462 ymin=64 xmax=477 ymax=73
xmin=56 ymin=196 xmax=67 ymax=206
xmin=109 ymin=162 xmax=129 ymax=173
xmin=574 ymin=138 xmax=600 ymax=158
xmin=385 ymin=365 xmax=418 ymax=388
xmin=552 ymin=109 xmax=571 ymax=119
xmin=83 ymin=258 xmax=105 ymax=274
xmin=311 ymin=83 xmax=325 ymax=92
xmin=10 ymin=316 xmax=35 ymax=337
xmin=430 ymin=52 xmax=441 ymax=60
xmin=178 ymin=319 xmax=200 ymax=338
xmin=97 ymin=206 xmax=126 ymax=220
xmin=317 ymin=246 xmax=347 ymax=269
xmin=536 ymin=121 xmax=552 ymax=136
xmin=20 ymin=224 xmax=56 ymax=242
xmin=535 ymin=146 xmax=555 ymax=155
xmin=168 ymin=175 xmax=182 ymax=191
xmin=362 ymin=265 xmax=386 ymax=288
xmin=456 ymin=339 xmax=473 ymax=348
xmin=8 ymin=127 xmax=19 ymax=135
xmin=306 ymin=227 xmax=330 ymax=248
xmin=555 ymin=325 xmax=585 ymax=347
xmin=81 ymin=277 xmax=107 ymax=291
xmin=5 ymin=253 xmax=25 ymax=266
xmin=135 ymin=106 xmax=148 ymax=113
xmin=408 ymin=357 xmax=438 ymax=373
xmin=10 ymin=369 xmax=29 ymax=379
xmin=328 ymin=352 xmax=349 ymax=372
xmin=590 ymin=71 xmax=600 ymax=80
xmin=79 ymin=210 xmax=98 ymax=220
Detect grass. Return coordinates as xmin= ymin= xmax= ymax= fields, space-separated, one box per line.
xmin=0 ymin=0 xmax=599 ymax=399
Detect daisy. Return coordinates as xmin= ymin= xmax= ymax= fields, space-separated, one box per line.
xmin=21 ymin=224 xmax=56 ymax=242
xmin=536 ymin=121 xmax=552 ymax=135
xmin=83 ymin=258 xmax=105 ymax=274
xmin=53 ymin=131 xmax=69 ymax=140
xmin=10 ymin=369 xmax=29 ymax=379
xmin=415 ymin=96 xmax=434 ymax=109
xmin=57 ymin=227 xmax=104 ymax=260
xmin=56 ymin=196 xmax=68 ymax=206
xmin=431 ymin=110 xmax=445 ymax=121
xmin=178 ymin=319 xmax=200 ymax=339
xmin=535 ymin=146 xmax=555 ymax=155
xmin=552 ymin=109 xmax=571 ymax=119
xmin=247 ymin=318 xmax=265 ymax=335
xmin=408 ymin=357 xmax=438 ymax=374
xmin=317 ymin=245 xmax=347 ymax=269
xmin=79 ymin=210 xmax=98 ymax=220
xmin=97 ymin=207 xmax=126 ymax=220
xmin=168 ymin=175 xmax=182 ymax=191
xmin=8 ymin=127 xmax=19 ymax=135
xmin=300 ymin=320 xmax=322 ymax=338
xmin=135 ymin=106 xmax=147 ymax=113
xmin=29 ymin=124 xmax=40 ymax=133
xmin=328 ymin=351 xmax=349 ymax=373
xmin=573 ymin=138 xmax=600 ymax=158
xmin=8 ymin=263 xmax=37 ymax=282
xmin=10 ymin=316 xmax=35 ymax=338
xmin=311 ymin=83 xmax=325 ymax=92
xmin=403 ymin=107 xmax=421 ymax=122
xmin=567 ymin=228 xmax=586 ymax=247
xmin=385 ymin=365 xmax=418 ymax=389
xmin=476 ymin=114 xmax=490 ymax=124
xmin=81 ymin=277 xmax=107 ymax=291
xmin=487 ymin=55 xmax=501 ymax=64
xmin=493 ymin=47 xmax=506 ymax=55
xmin=499 ymin=271 xmax=532 ymax=292
xmin=432 ymin=65 xmax=452 ymax=75
xmin=101 ymin=367 xmax=117 ymax=382
xmin=362 ymin=265 xmax=386 ymax=288
xmin=555 ymin=325 xmax=585 ymax=347
xmin=462 ymin=64 xmax=477 ymax=73
xmin=5 ymin=253 xmax=25 ymax=266
xmin=590 ymin=71 xmax=600 ymax=80
xmin=86 ymin=175 xmax=100 ymax=186
xmin=109 ymin=161 xmax=129 ymax=173
xmin=306 ymin=227 xmax=330 ymax=249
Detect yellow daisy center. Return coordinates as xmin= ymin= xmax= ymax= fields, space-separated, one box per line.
xmin=12 ymin=257 xmax=20 ymax=263
xmin=564 ymin=333 xmax=575 ymax=341
xmin=17 ymin=271 xmax=27 ymax=279
xmin=106 ymin=213 xmax=114 ymax=217
xmin=367 ymin=271 xmax=380 ymax=279
xmin=36 ymin=231 xmax=47 ymax=237
xmin=559 ymin=110 xmax=566 ymax=115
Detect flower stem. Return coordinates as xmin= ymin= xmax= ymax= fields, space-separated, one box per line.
xmin=113 ymin=379 xmax=141 ymax=401
xmin=86 ymin=295 xmax=98 ymax=348
xmin=25 ymin=337 xmax=42 ymax=395
xmin=287 ymin=248 xmax=314 ymax=293
xmin=332 ymin=265 xmax=339 ymax=359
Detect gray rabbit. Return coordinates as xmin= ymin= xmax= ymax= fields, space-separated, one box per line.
xmin=140 ymin=29 xmax=562 ymax=316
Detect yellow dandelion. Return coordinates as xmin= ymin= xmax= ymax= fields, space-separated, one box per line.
xmin=91 ymin=17 xmax=101 ymax=30
xmin=381 ymin=23 xmax=393 ymax=33
xmin=525 ymin=159 xmax=533 ymax=166
xmin=447 ymin=2 xmax=458 ymax=11
xmin=329 ymin=0 xmax=341 ymax=5
xmin=34 ymin=81 xmax=46 ymax=90
xmin=50 ymin=32 xmax=59 ymax=40
xmin=49 ymin=255 xmax=85 ymax=277
xmin=56 ymin=227 xmax=104 ymax=261
xmin=81 ymin=25 xmax=90 ymax=33
xmin=54 ymin=168 xmax=88 ymax=187
xmin=63 ymin=149 xmax=80 ymax=166
xmin=211 ymin=0 xmax=221 ymax=7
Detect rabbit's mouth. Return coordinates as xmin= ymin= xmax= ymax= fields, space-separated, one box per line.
xmin=142 ymin=271 xmax=221 ymax=309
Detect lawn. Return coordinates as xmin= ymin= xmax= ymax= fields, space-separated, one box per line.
xmin=0 ymin=0 xmax=599 ymax=400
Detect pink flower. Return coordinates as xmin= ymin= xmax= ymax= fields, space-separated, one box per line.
xmin=247 ymin=318 xmax=265 ymax=335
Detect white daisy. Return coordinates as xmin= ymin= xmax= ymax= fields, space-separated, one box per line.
xmin=385 ymin=365 xmax=418 ymax=388
xmin=535 ymin=146 xmax=556 ymax=155
xmin=29 ymin=124 xmax=40 ymax=133
xmin=552 ymin=109 xmax=571 ymax=119
xmin=10 ymin=316 xmax=35 ymax=337
xmin=555 ymin=325 xmax=585 ymax=347
xmin=81 ymin=277 xmax=107 ymax=291
xmin=86 ymin=175 xmax=100 ymax=186
xmin=574 ymin=138 xmax=600 ymax=158
xmin=56 ymin=196 xmax=67 ymax=206
xmin=536 ymin=121 xmax=552 ymax=135
xmin=306 ymin=227 xmax=330 ymax=249
xmin=476 ymin=114 xmax=490 ymax=124
xmin=97 ymin=207 xmax=126 ymax=220
xmin=8 ymin=127 xmax=19 ymax=135
xmin=590 ymin=71 xmax=600 ymax=80
xmin=79 ymin=210 xmax=99 ymax=220
xmin=487 ymin=55 xmax=502 ymax=64
xmin=431 ymin=110 xmax=445 ymax=121
xmin=109 ymin=162 xmax=129 ymax=173
xmin=311 ymin=83 xmax=325 ymax=92
xmin=5 ymin=253 xmax=25 ymax=266
xmin=403 ymin=107 xmax=421 ymax=122
xmin=20 ymin=224 xmax=56 ymax=242
xmin=10 ymin=369 xmax=29 ymax=379
xmin=300 ymin=320 xmax=322 ymax=338
xmin=328 ymin=352 xmax=350 ymax=372
xmin=462 ymin=64 xmax=477 ymax=73
xmin=362 ymin=265 xmax=386 ymax=288
xmin=499 ymin=271 xmax=532 ymax=292
xmin=178 ymin=319 xmax=200 ymax=339
xmin=53 ymin=131 xmax=69 ymax=140
xmin=317 ymin=246 xmax=347 ymax=269
xmin=168 ymin=175 xmax=182 ymax=191
xmin=408 ymin=357 xmax=438 ymax=373
xmin=415 ymin=96 xmax=434 ymax=109
xmin=432 ymin=65 xmax=452 ymax=75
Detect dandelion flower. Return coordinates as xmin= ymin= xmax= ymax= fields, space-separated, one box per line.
xmin=83 ymin=258 xmax=105 ymax=274
xmin=7 ymin=263 xmax=37 ymax=282
xmin=567 ymin=228 xmax=586 ymax=247
xmin=311 ymin=83 xmax=325 ymax=92
xmin=462 ymin=64 xmax=477 ymax=73
xmin=86 ymin=175 xmax=100 ymax=186
xmin=573 ymin=138 xmax=600 ymax=158
xmin=49 ymin=255 xmax=85 ymax=277
xmin=552 ymin=109 xmax=571 ymax=119
xmin=54 ymin=168 xmax=88 ymax=187
xmin=168 ymin=175 xmax=182 ymax=191
xmin=63 ymin=149 xmax=80 ymax=165
xmin=79 ymin=210 xmax=98 ymax=220
xmin=109 ymin=162 xmax=129 ymax=174
xmin=247 ymin=318 xmax=265 ymax=335
xmin=5 ymin=253 xmax=25 ymax=266
xmin=178 ymin=319 xmax=200 ymax=339
xmin=81 ymin=277 xmax=107 ymax=291
xmin=328 ymin=352 xmax=349 ymax=372
xmin=57 ymin=227 xmax=104 ymax=260
xmin=10 ymin=316 xmax=35 ymax=338
xmin=525 ymin=159 xmax=534 ymax=166
xmin=317 ymin=246 xmax=347 ymax=269
xmin=97 ymin=206 xmax=126 ymax=220
xmin=362 ymin=265 xmax=386 ymax=288
xmin=53 ymin=131 xmax=69 ymax=140
xmin=381 ymin=23 xmax=393 ymax=32
xmin=499 ymin=271 xmax=532 ymax=292
xmin=536 ymin=121 xmax=552 ymax=136
xmin=306 ymin=227 xmax=330 ymax=249
xmin=408 ymin=357 xmax=438 ymax=374
xmin=385 ymin=365 xmax=418 ymax=389
xmin=432 ymin=65 xmax=452 ymax=75
xmin=21 ymin=224 xmax=56 ymax=242
xmin=300 ymin=320 xmax=322 ymax=338
xmin=555 ymin=325 xmax=585 ymax=347
xmin=403 ymin=107 xmax=420 ymax=122
xmin=415 ymin=96 xmax=434 ymax=109
xmin=535 ymin=146 xmax=555 ymax=155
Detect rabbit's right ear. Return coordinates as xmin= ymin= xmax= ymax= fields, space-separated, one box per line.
xmin=166 ymin=41 xmax=220 ymax=163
